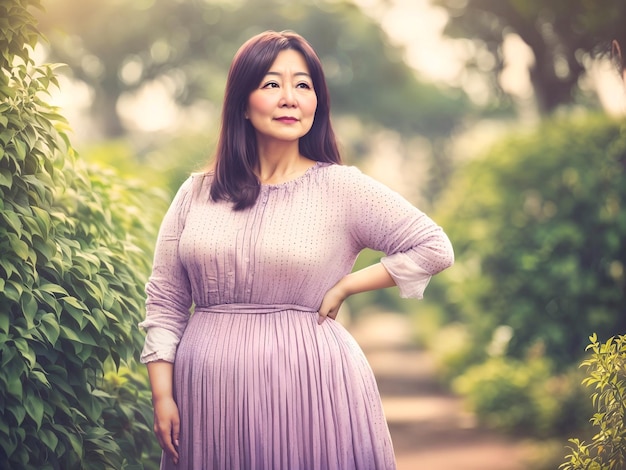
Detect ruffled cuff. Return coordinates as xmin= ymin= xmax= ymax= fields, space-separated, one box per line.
xmin=381 ymin=252 xmax=432 ymax=299
xmin=139 ymin=325 xmax=180 ymax=363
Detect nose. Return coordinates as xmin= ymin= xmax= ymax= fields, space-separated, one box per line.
xmin=279 ymin=85 xmax=297 ymax=107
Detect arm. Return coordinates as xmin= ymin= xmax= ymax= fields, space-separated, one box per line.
xmin=147 ymin=360 xmax=179 ymax=465
xmin=139 ymin=177 xmax=197 ymax=462
xmin=348 ymin=167 xmax=453 ymax=299
xmin=139 ymin=176 xmax=196 ymax=363
xmin=318 ymin=263 xmax=394 ymax=324
xmin=317 ymin=167 xmax=454 ymax=324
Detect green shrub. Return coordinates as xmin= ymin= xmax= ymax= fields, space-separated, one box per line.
xmin=453 ymin=354 xmax=590 ymax=436
xmin=0 ymin=1 xmax=163 ymax=467
xmin=427 ymin=114 xmax=626 ymax=372
xmin=453 ymin=355 xmax=549 ymax=433
xmin=428 ymin=114 xmax=626 ymax=439
xmin=561 ymin=334 xmax=626 ymax=470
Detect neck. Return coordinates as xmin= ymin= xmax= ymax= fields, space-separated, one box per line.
xmin=255 ymin=141 xmax=313 ymax=185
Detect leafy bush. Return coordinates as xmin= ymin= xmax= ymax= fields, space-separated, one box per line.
xmin=561 ymin=334 xmax=626 ymax=470
xmin=0 ymin=1 xmax=163 ymax=467
xmin=420 ymin=114 xmax=626 ymax=439
xmin=453 ymin=353 xmax=590 ymax=436
xmin=427 ymin=114 xmax=626 ymax=372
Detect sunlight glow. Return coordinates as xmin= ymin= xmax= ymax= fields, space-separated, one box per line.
xmin=359 ymin=0 xmax=466 ymax=83
xmin=499 ymin=33 xmax=534 ymax=99
xmin=589 ymin=58 xmax=626 ymax=116
xmin=117 ymin=79 xmax=181 ymax=132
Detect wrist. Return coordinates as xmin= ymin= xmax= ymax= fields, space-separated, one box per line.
xmin=335 ymin=276 xmax=353 ymax=298
xmin=152 ymin=393 xmax=174 ymax=404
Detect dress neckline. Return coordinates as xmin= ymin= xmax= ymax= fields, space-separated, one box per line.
xmin=260 ymin=161 xmax=324 ymax=189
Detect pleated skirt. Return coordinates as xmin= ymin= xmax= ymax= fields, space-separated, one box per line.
xmin=161 ymin=307 xmax=396 ymax=470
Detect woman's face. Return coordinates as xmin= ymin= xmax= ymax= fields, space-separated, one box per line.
xmin=246 ymin=49 xmax=317 ymax=146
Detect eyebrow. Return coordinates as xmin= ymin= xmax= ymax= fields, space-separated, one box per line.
xmin=265 ymin=71 xmax=312 ymax=78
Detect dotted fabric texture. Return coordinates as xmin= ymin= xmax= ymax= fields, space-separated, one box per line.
xmin=139 ymin=162 xmax=453 ymax=469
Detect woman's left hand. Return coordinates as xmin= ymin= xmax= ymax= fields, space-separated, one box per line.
xmin=317 ymin=264 xmax=398 ymax=324
xmin=318 ymin=282 xmax=348 ymax=324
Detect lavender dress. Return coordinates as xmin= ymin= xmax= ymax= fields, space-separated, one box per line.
xmin=139 ymin=162 xmax=453 ymax=470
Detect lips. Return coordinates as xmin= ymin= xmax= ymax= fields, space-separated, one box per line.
xmin=275 ymin=117 xmax=299 ymax=124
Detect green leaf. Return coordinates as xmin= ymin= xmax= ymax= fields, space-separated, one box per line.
xmin=7 ymin=402 xmax=27 ymax=426
xmin=60 ymin=296 xmax=86 ymax=311
xmin=38 ymin=313 xmax=60 ymax=345
xmin=1 ymin=210 xmax=22 ymax=235
xmin=0 ymin=167 xmax=12 ymax=188
xmin=31 ymin=205 xmax=52 ymax=233
xmin=39 ymin=282 xmax=68 ymax=296
xmin=0 ymin=304 xmax=7 ymax=332
xmin=4 ymin=280 xmax=23 ymax=302
xmin=59 ymin=325 xmax=82 ymax=343
xmin=7 ymin=232 xmax=29 ymax=260
xmin=13 ymin=138 xmax=26 ymax=161
xmin=39 ymin=427 xmax=59 ymax=451
xmin=1 ymin=210 xmax=22 ymax=236
xmin=24 ymin=390 xmax=44 ymax=429
xmin=33 ymin=237 xmax=56 ymax=261
xmin=29 ymin=369 xmax=50 ymax=388
xmin=20 ymin=291 xmax=38 ymax=328
xmin=67 ymin=429 xmax=84 ymax=456
xmin=6 ymin=373 xmax=24 ymax=400
xmin=14 ymin=337 xmax=36 ymax=368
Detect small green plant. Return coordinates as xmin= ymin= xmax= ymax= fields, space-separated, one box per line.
xmin=453 ymin=355 xmax=553 ymax=434
xmin=561 ymin=334 xmax=626 ymax=470
xmin=453 ymin=351 xmax=590 ymax=437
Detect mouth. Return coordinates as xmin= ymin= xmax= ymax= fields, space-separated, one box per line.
xmin=275 ymin=117 xmax=299 ymax=124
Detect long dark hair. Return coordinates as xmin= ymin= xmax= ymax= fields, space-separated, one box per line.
xmin=209 ymin=30 xmax=342 ymax=210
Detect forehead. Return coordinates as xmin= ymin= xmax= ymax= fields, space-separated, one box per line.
xmin=265 ymin=49 xmax=310 ymax=74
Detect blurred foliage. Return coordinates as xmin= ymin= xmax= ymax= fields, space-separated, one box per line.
xmin=428 ymin=114 xmax=626 ymax=372
xmin=0 ymin=1 xmax=163 ymax=467
xmin=99 ymin=365 xmax=161 ymax=470
xmin=35 ymin=0 xmax=476 ymax=208
xmin=434 ymin=0 xmax=626 ymax=113
xmin=78 ymin=138 xmax=188 ymax=202
xmin=453 ymin=354 xmax=590 ymax=437
xmin=37 ymin=0 xmax=470 ymax=139
xmin=561 ymin=334 xmax=626 ymax=470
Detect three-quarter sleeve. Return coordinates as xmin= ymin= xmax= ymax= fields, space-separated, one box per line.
xmin=139 ymin=176 xmax=195 ymax=363
xmin=345 ymin=166 xmax=454 ymax=299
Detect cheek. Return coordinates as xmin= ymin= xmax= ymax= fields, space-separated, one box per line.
xmin=247 ymin=94 xmax=272 ymax=116
xmin=303 ymin=96 xmax=318 ymax=117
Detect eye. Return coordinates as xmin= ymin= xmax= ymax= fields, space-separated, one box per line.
xmin=261 ymin=81 xmax=279 ymax=89
xmin=296 ymin=82 xmax=312 ymax=90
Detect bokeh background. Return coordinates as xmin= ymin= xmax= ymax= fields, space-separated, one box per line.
xmin=2 ymin=0 xmax=626 ymax=468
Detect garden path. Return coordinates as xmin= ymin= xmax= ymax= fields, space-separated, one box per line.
xmin=347 ymin=311 xmax=529 ymax=470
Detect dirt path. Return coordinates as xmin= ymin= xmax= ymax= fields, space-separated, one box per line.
xmin=347 ymin=311 xmax=528 ymax=470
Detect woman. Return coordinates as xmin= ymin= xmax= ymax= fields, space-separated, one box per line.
xmin=140 ymin=30 xmax=454 ymax=470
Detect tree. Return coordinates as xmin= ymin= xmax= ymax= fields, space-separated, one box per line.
xmin=37 ymin=0 xmax=469 ymax=139
xmin=433 ymin=0 xmax=626 ymax=113
xmin=0 ymin=1 xmax=163 ymax=467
